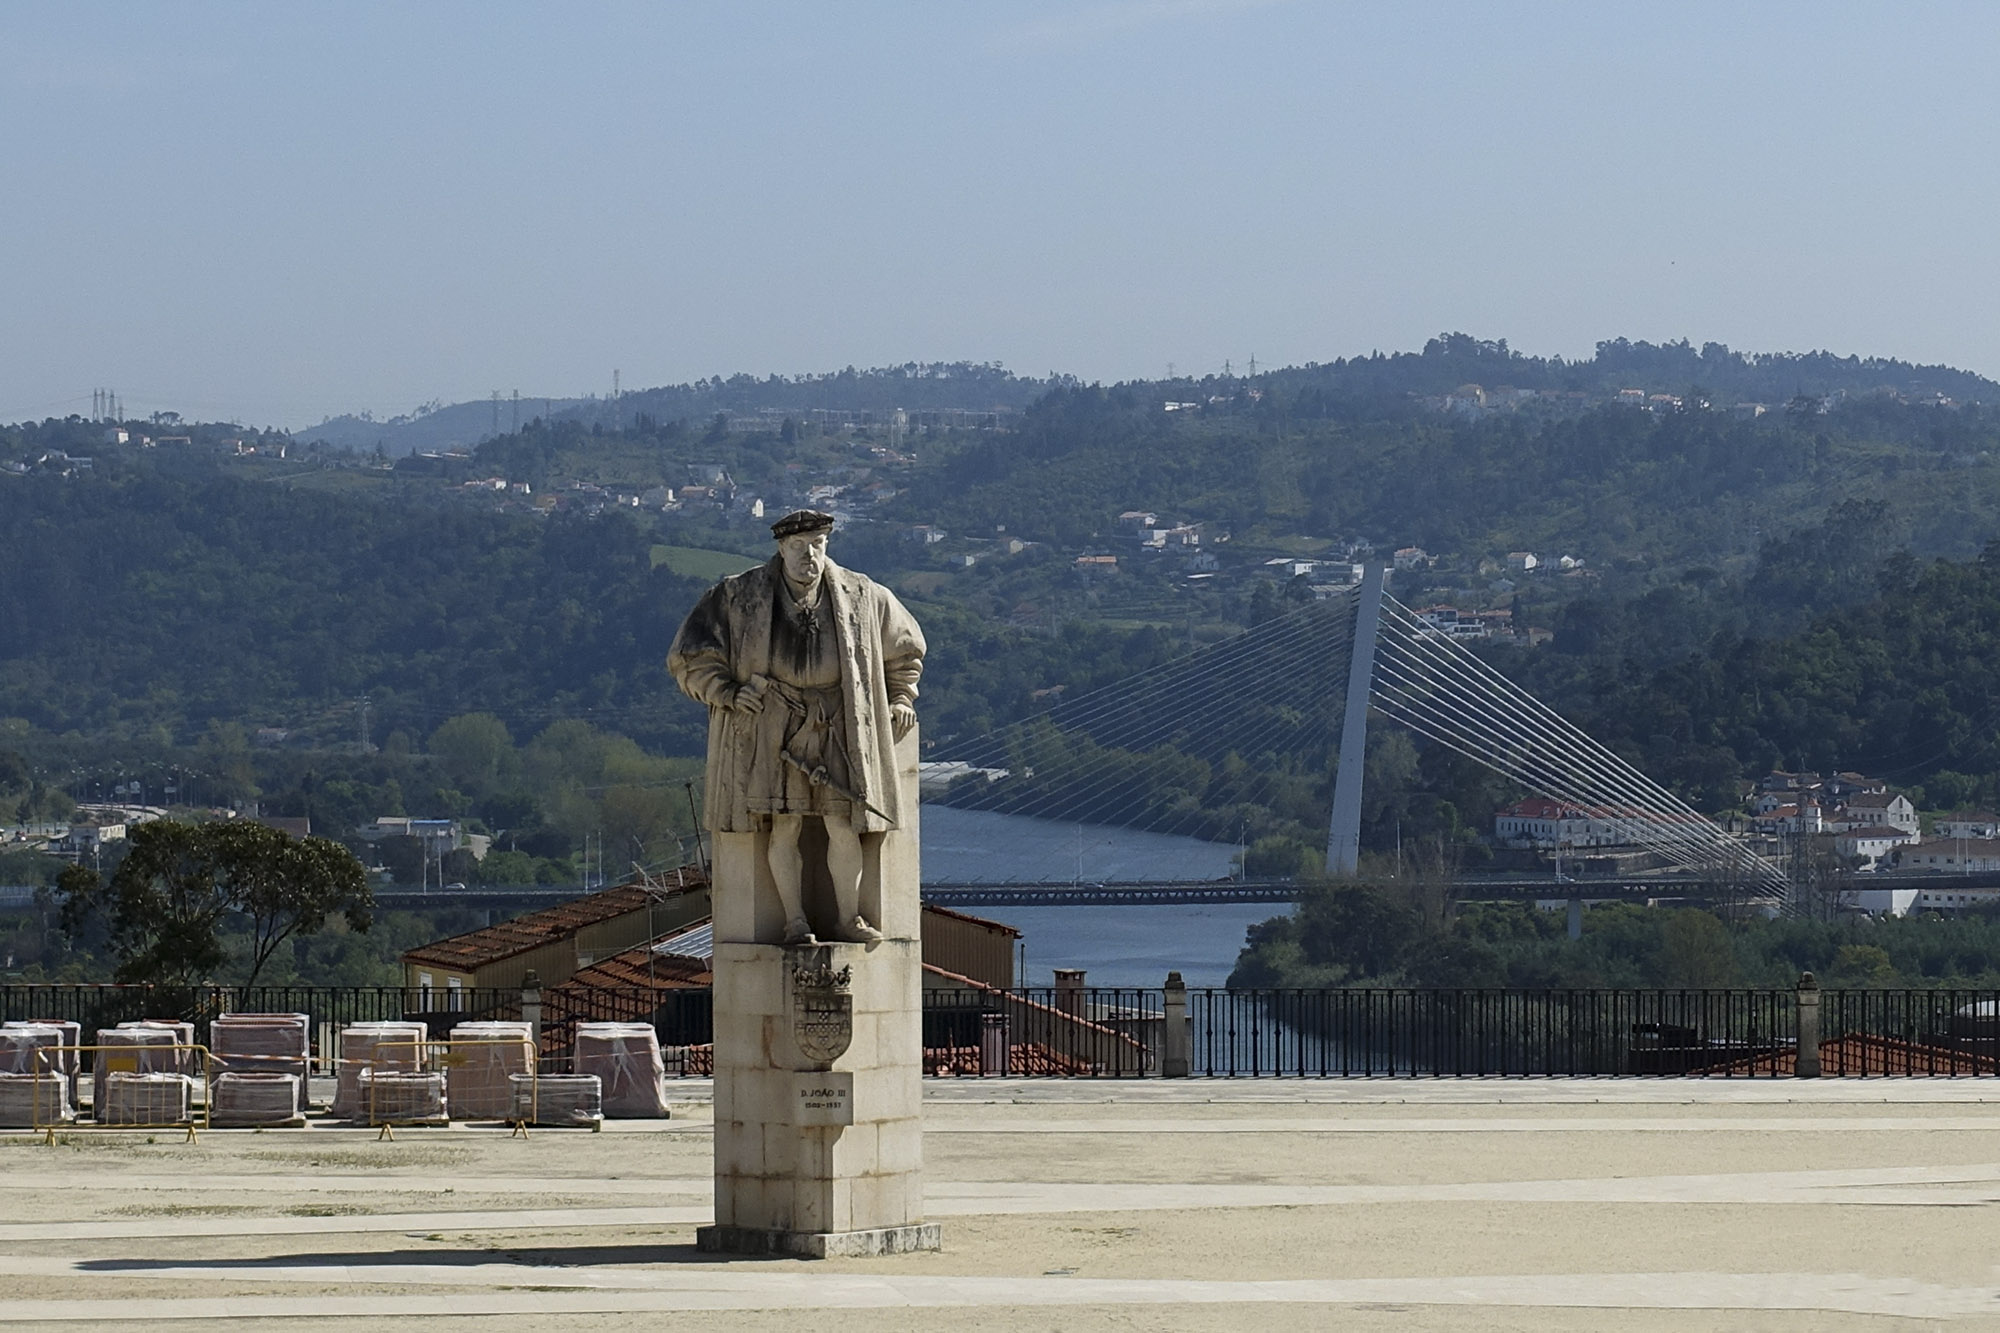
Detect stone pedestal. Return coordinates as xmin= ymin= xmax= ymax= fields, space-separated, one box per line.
xmin=696 ymin=779 xmax=938 ymax=1256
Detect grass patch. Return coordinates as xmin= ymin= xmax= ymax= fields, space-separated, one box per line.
xmin=650 ymin=544 xmax=760 ymax=581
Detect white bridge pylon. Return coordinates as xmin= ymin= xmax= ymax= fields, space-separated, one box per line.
xmin=1326 ymin=566 xmax=1789 ymax=902
xmin=926 ymin=570 xmax=1786 ymax=902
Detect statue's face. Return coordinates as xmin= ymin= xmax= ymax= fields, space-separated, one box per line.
xmin=779 ymin=530 xmax=829 ymax=586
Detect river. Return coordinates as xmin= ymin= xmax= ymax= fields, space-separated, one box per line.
xmin=918 ymin=805 xmax=1290 ymax=988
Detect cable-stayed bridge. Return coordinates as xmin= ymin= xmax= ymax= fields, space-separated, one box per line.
xmin=923 ymin=567 xmax=1790 ymax=908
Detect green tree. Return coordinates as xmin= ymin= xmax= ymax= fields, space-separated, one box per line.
xmin=57 ymin=820 xmax=371 ymax=985
xmin=1827 ymin=943 xmax=1899 ymax=987
xmin=1657 ymin=909 xmax=1738 ymax=987
xmin=427 ymin=713 xmax=515 ymax=792
xmin=207 ymin=821 xmax=372 ymax=986
xmin=58 ymin=822 xmax=230 ymax=985
xmin=1294 ymin=884 xmax=1421 ymax=980
xmin=375 ymin=835 xmax=425 ymax=885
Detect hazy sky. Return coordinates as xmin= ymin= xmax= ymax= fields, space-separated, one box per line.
xmin=7 ymin=2 xmax=1999 ymax=428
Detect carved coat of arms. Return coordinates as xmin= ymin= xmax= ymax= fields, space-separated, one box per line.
xmin=790 ymin=951 xmax=853 ymax=1066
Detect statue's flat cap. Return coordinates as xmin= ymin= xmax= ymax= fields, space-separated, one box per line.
xmin=771 ymin=508 xmax=836 ymax=539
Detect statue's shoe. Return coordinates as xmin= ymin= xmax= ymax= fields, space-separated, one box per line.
xmin=783 ymin=916 xmax=818 ymax=946
xmin=847 ymin=915 xmax=884 ymax=945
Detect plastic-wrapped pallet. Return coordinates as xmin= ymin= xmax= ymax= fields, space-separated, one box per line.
xmin=31 ymin=1019 xmax=82 ymax=1105
xmin=0 ymin=1071 xmax=73 ymax=1127
xmin=355 ymin=1069 xmax=446 ymax=1125
xmin=92 ymin=1026 xmax=183 ymax=1116
xmin=508 ymin=1072 xmax=602 ymax=1128
xmin=445 ymin=1021 xmax=534 ymax=1120
xmin=117 ymin=1020 xmax=197 ymax=1075
xmin=331 ymin=1022 xmax=428 ymax=1118
xmin=211 ymin=1072 xmax=303 ymax=1127
xmin=0 ymin=1024 xmax=70 ymax=1080
xmin=3 ymin=1019 xmax=81 ymax=1092
xmin=1 ymin=1025 xmax=76 ymax=1122
xmin=210 ymin=1013 xmax=310 ymax=1087
xmin=573 ymin=1022 xmax=669 ymax=1119
xmin=98 ymin=1071 xmax=194 ymax=1127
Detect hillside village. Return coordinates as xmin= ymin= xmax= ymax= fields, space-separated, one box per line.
xmin=1493 ymin=768 xmax=2000 ymax=914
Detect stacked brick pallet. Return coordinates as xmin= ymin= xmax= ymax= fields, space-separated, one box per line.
xmin=508 ymin=1072 xmax=602 ymax=1127
xmin=0 ymin=1023 xmax=74 ymax=1126
xmin=331 ymin=1022 xmax=427 ymax=1119
xmin=91 ymin=1026 xmax=185 ymax=1115
xmin=574 ymin=1022 xmax=670 ymax=1118
xmin=444 ymin=1021 xmax=535 ymax=1121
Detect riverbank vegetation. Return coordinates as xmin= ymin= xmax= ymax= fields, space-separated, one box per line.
xmin=1231 ymin=888 xmax=2000 ymax=990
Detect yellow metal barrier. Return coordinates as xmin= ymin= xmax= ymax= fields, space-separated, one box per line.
xmin=506 ymin=1067 xmax=605 ymax=1137
xmin=362 ymin=1037 xmax=532 ymax=1139
xmin=28 ymin=1043 xmax=214 ymax=1144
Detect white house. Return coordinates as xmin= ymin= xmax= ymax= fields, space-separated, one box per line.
xmin=1889 ymin=837 xmax=2000 ymax=874
xmin=1506 ymin=552 xmax=1538 ymax=572
xmin=1751 ymin=790 xmax=1804 ymax=816
xmin=1937 ymin=812 xmax=2000 ymax=840
xmin=1830 ymin=792 xmax=1919 ymax=836
xmin=359 ymin=816 xmax=464 ymax=856
xmin=1832 ymin=825 xmax=1919 ymax=870
xmin=1493 ymin=798 xmax=1629 ymax=850
xmin=1752 ymin=803 xmax=1824 ymax=836
xmin=1417 ymin=606 xmax=1494 ymax=640
xmin=1912 ymin=885 xmax=2000 ymax=912
xmin=62 ymin=822 xmax=126 ymax=859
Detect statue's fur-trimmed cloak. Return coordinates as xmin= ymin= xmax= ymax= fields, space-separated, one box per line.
xmin=668 ymin=556 xmax=925 ymax=834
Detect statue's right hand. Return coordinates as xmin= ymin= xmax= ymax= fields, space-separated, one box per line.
xmin=730 ymin=675 xmax=769 ymax=715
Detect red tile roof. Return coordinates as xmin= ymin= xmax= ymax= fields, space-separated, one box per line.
xmin=400 ymin=870 xmax=710 ymax=972
xmin=1698 ymin=1033 xmax=1997 ymax=1077
xmin=553 ymin=943 xmax=713 ymax=994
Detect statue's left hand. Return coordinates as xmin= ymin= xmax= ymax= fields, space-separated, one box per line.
xmin=891 ymin=701 xmax=917 ymax=739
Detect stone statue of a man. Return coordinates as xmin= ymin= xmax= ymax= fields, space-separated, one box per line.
xmin=668 ymin=509 xmax=925 ymax=946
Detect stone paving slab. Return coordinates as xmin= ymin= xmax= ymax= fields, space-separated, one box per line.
xmin=0 ymin=1267 xmax=1996 ymax=1322
xmin=3 ymin=1081 xmax=1999 ymax=1329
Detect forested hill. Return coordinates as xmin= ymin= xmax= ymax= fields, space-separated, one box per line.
xmin=0 ymin=468 xmax=711 ymax=754
xmin=13 ymin=333 xmax=2000 ymax=811
xmin=298 ymin=362 xmax=1060 ymax=457
xmin=293 ymin=337 xmax=1995 ymax=459
xmin=894 ymin=362 xmax=2000 ymax=576
xmin=1557 ymin=543 xmax=2000 ymax=815
xmin=1247 ymin=334 xmax=2000 ymax=407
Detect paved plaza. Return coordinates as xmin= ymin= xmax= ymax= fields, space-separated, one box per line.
xmin=1 ymin=1077 xmax=1998 ymax=1329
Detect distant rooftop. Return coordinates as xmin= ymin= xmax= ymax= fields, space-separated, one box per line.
xmin=400 ymin=868 xmax=709 ymax=972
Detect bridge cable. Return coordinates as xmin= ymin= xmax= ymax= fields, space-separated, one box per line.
xmin=1371 ymin=598 xmax=1785 ymax=895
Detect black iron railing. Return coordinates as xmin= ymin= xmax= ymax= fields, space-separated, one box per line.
xmin=4 ymin=983 xmax=1995 ymax=1078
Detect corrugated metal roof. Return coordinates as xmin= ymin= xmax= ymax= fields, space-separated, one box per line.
xmin=652 ymin=920 xmax=713 ymax=961
xmin=553 ymin=940 xmax=712 ymax=993
xmin=400 ymin=871 xmax=710 ymax=972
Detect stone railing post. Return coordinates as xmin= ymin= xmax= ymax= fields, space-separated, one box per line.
xmin=1795 ymin=972 xmax=1821 ymax=1078
xmin=521 ymin=970 xmax=542 ymax=1053
xmin=1161 ymin=971 xmax=1191 ymax=1078
xmin=979 ymin=1012 xmax=1010 ymax=1077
